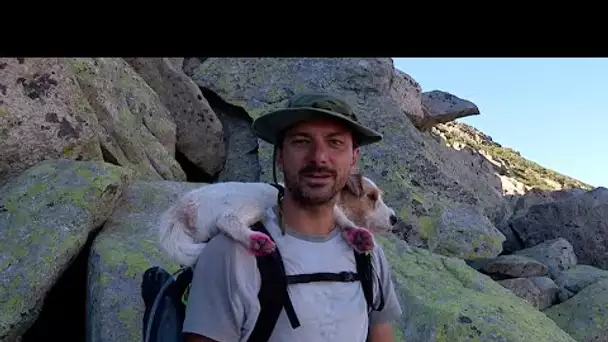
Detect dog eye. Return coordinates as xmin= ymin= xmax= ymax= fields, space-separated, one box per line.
xmin=367 ymin=193 xmax=377 ymax=201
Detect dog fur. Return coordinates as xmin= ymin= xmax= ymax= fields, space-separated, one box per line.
xmin=158 ymin=173 xmax=397 ymax=267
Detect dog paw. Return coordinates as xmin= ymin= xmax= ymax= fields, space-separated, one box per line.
xmin=342 ymin=226 xmax=375 ymax=254
xmin=248 ymin=232 xmax=276 ymax=256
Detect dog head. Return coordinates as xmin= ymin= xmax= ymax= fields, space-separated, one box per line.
xmin=338 ymin=173 xmax=398 ymax=232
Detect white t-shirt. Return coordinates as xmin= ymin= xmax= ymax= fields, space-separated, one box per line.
xmin=182 ymin=206 xmax=402 ymax=342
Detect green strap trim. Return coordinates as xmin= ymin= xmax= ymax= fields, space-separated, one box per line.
xmin=181 ymin=283 xmax=191 ymax=306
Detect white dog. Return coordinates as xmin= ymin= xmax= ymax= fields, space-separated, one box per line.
xmin=158 ymin=173 xmax=398 ymax=267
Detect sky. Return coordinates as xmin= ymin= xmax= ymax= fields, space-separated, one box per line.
xmin=393 ymin=58 xmax=607 ymax=188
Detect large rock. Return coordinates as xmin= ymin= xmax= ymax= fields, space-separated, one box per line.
xmin=189 ymin=58 xmax=506 ymax=257
xmin=544 ymin=278 xmax=608 ymax=342
xmin=87 ymin=181 xmax=200 ymax=342
xmin=419 ymin=90 xmax=480 ymax=130
xmin=496 ymin=278 xmax=546 ymax=310
xmin=124 ymin=58 xmax=226 ymax=177
xmin=411 ymin=202 xmax=505 ymax=260
xmin=479 ymin=254 xmax=549 ymax=279
xmin=200 ymin=89 xmax=261 ymax=182
xmin=0 ymin=159 xmax=131 ymax=342
xmin=69 ymin=57 xmax=186 ymax=182
xmin=496 ymin=187 xmax=587 ymax=252
xmin=389 ymin=69 xmax=425 ymax=128
xmin=553 ymin=264 xmax=608 ymax=302
xmin=509 ymin=187 xmax=608 ymax=269
xmin=514 ymin=238 xmax=578 ymax=278
xmin=0 ymin=57 xmax=104 ymax=187
xmin=529 ymin=276 xmax=559 ymax=310
xmin=377 ymin=233 xmax=576 ymax=341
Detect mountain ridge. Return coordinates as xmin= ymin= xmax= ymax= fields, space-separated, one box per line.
xmin=430 ymin=120 xmax=594 ymax=195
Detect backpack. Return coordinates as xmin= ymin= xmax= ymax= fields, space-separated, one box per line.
xmin=141 ymin=221 xmax=385 ymax=342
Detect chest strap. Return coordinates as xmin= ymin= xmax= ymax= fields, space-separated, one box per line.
xmin=287 ymin=271 xmax=360 ymax=285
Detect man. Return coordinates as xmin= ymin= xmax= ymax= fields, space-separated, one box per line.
xmin=182 ymin=92 xmax=402 ymax=342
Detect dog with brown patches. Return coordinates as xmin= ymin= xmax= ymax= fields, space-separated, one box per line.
xmin=157 ymin=173 xmax=398 ymax=267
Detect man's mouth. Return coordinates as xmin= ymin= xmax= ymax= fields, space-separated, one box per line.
xmin=303 ymin=172 xmax=333 ymax=178
xmin=301 ymin=172 xmax=334 ymax=186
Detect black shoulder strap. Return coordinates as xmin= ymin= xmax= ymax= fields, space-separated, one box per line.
xmin=247 ymin=221 xmax=300 ymax=342
xmin=246 ymin=220 xmax=385 ymax=342
xmin=354 ymin=251 xmax=385 ymax=313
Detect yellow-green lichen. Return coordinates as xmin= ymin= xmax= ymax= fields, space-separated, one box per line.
xmin=376 ymin=233 xmax=576 ymax=341
xmin=118 ymin=305 xmax=139 ymax=342
xmin=418 ymin=215 xmax=437 ymax=243
xmin=544 ymin=278 xmax=608 ymax=341
xmin=95 ymin=222 xmax=179 ymax=280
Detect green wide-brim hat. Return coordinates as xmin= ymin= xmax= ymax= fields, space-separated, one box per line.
xmin=251 ymin=92 xmax=383 ymax=147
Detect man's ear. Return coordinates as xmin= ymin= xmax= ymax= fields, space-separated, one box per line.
xmin=344 ymin=173 xmax=364 ymax=198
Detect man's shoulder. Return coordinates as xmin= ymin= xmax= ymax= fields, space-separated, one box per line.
xmin=370 ymin=237 xmax=386 ymax=256
xmin=369 ymin=239 xmax=392 ymax=272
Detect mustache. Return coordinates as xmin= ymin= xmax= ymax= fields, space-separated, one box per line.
xmin=299 ymin=165 xmax=336 ymax=176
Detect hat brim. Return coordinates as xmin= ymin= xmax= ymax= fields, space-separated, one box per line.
xmin=251 ymin=107 xmax=383 ymax=147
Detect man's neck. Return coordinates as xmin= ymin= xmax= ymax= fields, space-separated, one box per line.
xmin=280 ymin=195 xmax=336 ymax=237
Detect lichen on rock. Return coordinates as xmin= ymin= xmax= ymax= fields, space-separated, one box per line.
xmin=544 ymin=278 xmax=608 ymax=341
xmin=0 ymin=57 xmax=104 ymax=187
xmin=68 ymin=57 xmax=186 ymax=182
xmin=377 ymin=233 xmax=576 ymax=341
xmin=0 ymin=159 xmax=132 ymax=342
xmin=87 ymin=180 xmax=201 ymax=342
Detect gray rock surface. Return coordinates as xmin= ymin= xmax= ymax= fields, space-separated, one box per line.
xmin=87 ymin=180 xmax=200 ymax=342
xmin=0 ymin=57 xmax=104 ymax=187
xmin=514 ymin=238 xmax=578 ymax=278
xmin=510 ymin=187 xmax=608 ymax=270
xmin=553 ymin=264 xmax=608 ymax=302
xmin=124 ymin=58 xmax=225 ymax=177
xmin=0 ymin=159 xmax=131 ymax=341
xmin=497 ymin=278 xmax=544 ymax=309
xmin=378 ymin=233 xmax=576 ymax=341
xmin=69 ymin=58 xmax=186 ymax=181
xmin=420 ymin=90 xmax=480 ymax=130
xmin=544 ymin=278 xmax=608 ymax=342
xmin=414 ymin=202 xmax=505 ymax=260
xmin=480 ymin=254 xmax=549 ymax=278
xmin=529 ymin=276 xmax=559 ymax=310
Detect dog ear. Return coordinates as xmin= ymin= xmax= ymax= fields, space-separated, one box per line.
xmin=344 ymin=173 xmax=364 ymax=197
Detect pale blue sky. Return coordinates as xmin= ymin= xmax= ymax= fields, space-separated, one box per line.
xmin=393 ymin=58 xmax=607 ymax=188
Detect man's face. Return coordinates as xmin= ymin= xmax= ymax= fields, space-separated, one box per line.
xmin=277 ymin=117 xmax=360 ymax=207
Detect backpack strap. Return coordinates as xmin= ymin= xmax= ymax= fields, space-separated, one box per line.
xmin=355 ymin=250 xmax=385 ymax=313
xmin=246 ymin=220 xmax=385 ymax=342
xmin=286 ymin=271 xmax=360 ymax=284
xmin=247 ymin=221 xmax=301 ymax=342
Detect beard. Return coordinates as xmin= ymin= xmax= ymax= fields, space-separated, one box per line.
xmin=283 ymin=164 xmax=347 ymax=207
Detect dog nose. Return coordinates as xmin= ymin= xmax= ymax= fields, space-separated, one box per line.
xmin=390 ymin=215 xmax=398 ymax=225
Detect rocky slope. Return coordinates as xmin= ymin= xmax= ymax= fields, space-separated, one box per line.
xmin=431 ymin=121 xmax=594 ymax=195
xmin=1 ymin=57 xmax=607 ymax=342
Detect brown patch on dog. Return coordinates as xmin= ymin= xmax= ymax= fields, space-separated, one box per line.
xmin=174 ymin=199 xmax=198 ymax=236
xmin=339 ymin=173 xmax=381 ymax=226
xmin=344 ymin=173 xmax=364 ymax=197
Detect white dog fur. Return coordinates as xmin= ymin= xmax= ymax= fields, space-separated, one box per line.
xmin=158 ymin=173 xmax=397 ymax=267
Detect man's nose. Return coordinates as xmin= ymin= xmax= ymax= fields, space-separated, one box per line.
xmin=307 ymin=142 xmax=330 ymax=163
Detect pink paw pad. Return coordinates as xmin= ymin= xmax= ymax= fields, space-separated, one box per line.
xmin=248 ymin=232 xmax=276 ymax=256
xmin=342 ymin=226 xmax=375 ymax=254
